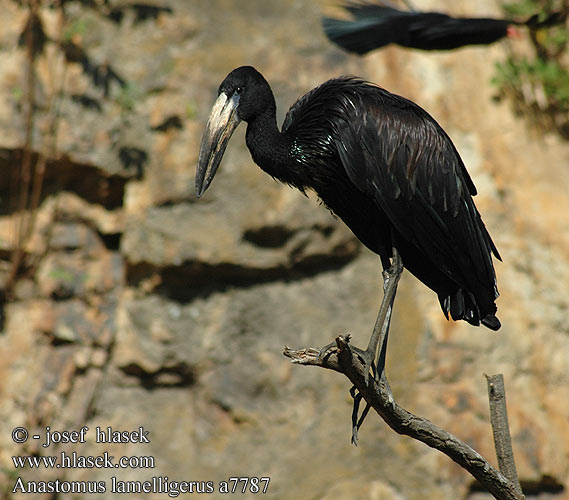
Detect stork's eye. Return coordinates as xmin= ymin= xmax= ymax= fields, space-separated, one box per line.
xmin=235 ymin=86 xmax=244 ymax=95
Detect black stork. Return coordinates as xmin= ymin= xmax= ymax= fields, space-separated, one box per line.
xmin=322 ymin=2 xmax=566 ymax=55
xmin=196 ymin=66 xmax=501 ymax=378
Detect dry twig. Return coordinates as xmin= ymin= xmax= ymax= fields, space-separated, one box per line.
xmin=284 ymin=336 xmax=524 ymax=500
xmin=486 ymin=374 xmax=524 ymax=498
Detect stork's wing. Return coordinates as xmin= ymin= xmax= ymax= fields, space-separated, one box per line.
xmin=334 ymin=89 xmax=500 ymax=291
xmin=402 ymin=14 xmax=510 ymax=50
xmin=322 ymin=2 xmax=510 ymax=54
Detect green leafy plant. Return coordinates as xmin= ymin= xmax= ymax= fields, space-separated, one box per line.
xmin=493 ymin=0 xmax=569 ymax=138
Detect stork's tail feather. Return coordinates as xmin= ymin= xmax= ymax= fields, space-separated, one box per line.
xmin=481 ymin=313 xmax=501 ymax=331
xmin=439 ymin=289 xmax=500 ymax=331
xmin=322 ymin=12 xmax=398 ymax=55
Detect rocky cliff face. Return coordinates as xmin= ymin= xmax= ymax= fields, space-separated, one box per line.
xmin=1 ymin=0 xmax=568 ymax=499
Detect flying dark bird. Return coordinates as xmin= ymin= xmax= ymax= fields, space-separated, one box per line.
xmin=322 ymin=1 xmax=566 ymax=54
xmin=196 ymin=66 xmax=501 ymax=373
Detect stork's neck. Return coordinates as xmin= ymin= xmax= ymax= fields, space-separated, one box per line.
xmin=245 ymin=109 xmax=285 ymax=173
xmin=245 ymin=109 xmax=308 ymax=189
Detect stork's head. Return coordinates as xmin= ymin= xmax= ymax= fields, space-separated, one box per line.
xmin=195 ymin=66 xmax=272 ymax=197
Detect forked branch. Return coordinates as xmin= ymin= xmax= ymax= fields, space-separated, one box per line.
xmin=283 ymin=336 xmax=524 ymax=500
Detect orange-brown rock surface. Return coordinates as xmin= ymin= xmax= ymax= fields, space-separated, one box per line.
xmin=1 ymin=1 xmax=568 ymax=499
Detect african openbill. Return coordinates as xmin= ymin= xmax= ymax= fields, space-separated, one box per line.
xmin=196 ymin=66 xmax=501 ymax=378
xmin=322 ymin=2 xmax=566 ymax=55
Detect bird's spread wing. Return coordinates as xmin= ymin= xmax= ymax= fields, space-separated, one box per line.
xmin=404 ymin=15 xmax=510 ymax=49
xmin=333 ymin=87 xmax=500 ymax=290
xmin=322 ymin=2 xmax=511 ymax=53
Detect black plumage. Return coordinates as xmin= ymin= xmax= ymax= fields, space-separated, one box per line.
xmin=196 ymin=66 xmax=501 ymax=330
xmin=322 ymin=2 xmax=565 ymax=55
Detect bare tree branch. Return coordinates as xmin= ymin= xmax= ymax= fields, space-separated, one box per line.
xmin=284 ymin=335 xmax=524 ymax=500
xmin=4 ymin=0 xmax=67 ymax=300
xmin=6 ymin=0 xmax=40 ymax=297
xmin=486 ymin=374 xmax=524 ymax=499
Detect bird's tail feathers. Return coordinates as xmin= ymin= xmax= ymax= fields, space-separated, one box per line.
xmin=481 ymin=313 xmax=501 ymax=331
xmin=322 ymin=5 xmax=405 ymax=54
xmin=439 ymin=289 xmax=500 ymax=330
xmin=322 ymin=17 xmax=386 ymax=54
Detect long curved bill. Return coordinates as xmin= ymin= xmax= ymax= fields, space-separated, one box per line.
xmin=195 ymin=92 xmax=241 ymax=198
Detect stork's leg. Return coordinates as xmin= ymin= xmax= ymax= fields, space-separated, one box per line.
xmin=361 ymin=247 xmax=403 ymax=383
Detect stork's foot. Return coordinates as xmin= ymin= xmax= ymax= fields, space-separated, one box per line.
xmin=350 ymin=345 xmax=378 ymax=385
xmin=350 ymin=385 xmax=371 ymax=445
